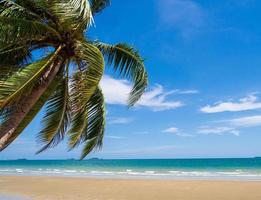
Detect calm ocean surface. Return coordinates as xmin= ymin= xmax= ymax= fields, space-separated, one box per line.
xmin=1 ymin=158 xmax=261 ymax=180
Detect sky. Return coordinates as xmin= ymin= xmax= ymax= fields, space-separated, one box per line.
xmin=2 ymin=0 xmax=261 ymax=159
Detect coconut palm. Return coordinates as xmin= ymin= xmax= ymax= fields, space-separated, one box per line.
xmin=0 ymin=0 xmax=148 ymax=159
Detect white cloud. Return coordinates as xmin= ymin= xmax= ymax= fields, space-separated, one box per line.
xmin=105 ymin=135 xmax=124 ymax=140
xmin=101 ymin=75 xmax=196 ymax=111
xmin=201 ymin=94 xmax=261 ymax=113
xmin=198 ymin=126 xmax=240 ymax=136
xmin=228 ymin=115 xmax=261 ymax=127
xmin=100 ymin=75 xmax=130 ymax=105
xmin=107 ymin=117 xmax=133 ymax=125
xmin=199 ymin=115 xmax=261 ymax=136
xmin=138 ymin=85 xmax=184 ymax=111
xmin=176 ymin=90 xmax=199 ymax=94
xmin=163 ymin=127 xmax=179 ymax=133
xmin=157 ymin=0 xmax=204 ymax=37
xmin=163 ymin=127 xmax=193 ymax=137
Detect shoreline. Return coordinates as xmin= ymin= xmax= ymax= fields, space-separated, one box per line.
xmin=2 ymin=173 xmax=261 ymax=181
xmin=1 ymin=176 xmax=261 ymax=200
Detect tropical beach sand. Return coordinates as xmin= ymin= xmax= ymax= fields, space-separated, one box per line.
xmin=1 ymin=176 xmax=261 ymax=200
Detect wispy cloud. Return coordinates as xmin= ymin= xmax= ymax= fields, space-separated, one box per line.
xmin=105 ymin=135 xmax=124 ymax=140
xmin=199 ymin=115 xmax=261 ymax=137
xmin=176 ymin=90 xmax=199 ymax=94
xmin=107 ymin=117 xmax=134 ymax=125
xmin=157 ymin=0 xmax=205 ymax=37
xmin=138 ymin=85 xmax=184 ymax=111
xmin=163 ymin=127 xmax=179 ymax=133
xmin=198 ymin=126 xmax=240 ymax=136
xmin=227 ymin=115 xmax=261 ymax=128
xmin=101 ymin=76 xmax=197 ymax=111
xmin=163 ymin=127 xmax=193 ymax=137
xmin=201 ymin=94 xmax=261 ymax=113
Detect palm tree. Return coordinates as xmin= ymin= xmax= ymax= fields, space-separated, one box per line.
xmin=0 ymin=0 xmax=148 ymax=159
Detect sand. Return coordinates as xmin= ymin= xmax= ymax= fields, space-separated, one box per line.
xmin=1 ymin=176 xmax=261 ymax=200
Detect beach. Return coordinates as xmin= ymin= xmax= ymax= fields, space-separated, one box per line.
xmin=1 ymin=159 xmax=261 ymax=199
xmin=1 ymin=176 xmax=261 ymax=200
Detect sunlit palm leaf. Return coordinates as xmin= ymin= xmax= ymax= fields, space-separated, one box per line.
xmin=68 ymin=72 xmax=88 ymax=143
xmin=0 ymin=46 xmax=62 ymax=109
xmin=69 ymin=41 xmax=104 ymax=139
xmin=69 ymin=73 xmax=96 ymax=149
xmin=45 ymin=0 xmax=93 ymax=31
xmin=0 ymin=16 xmax=61 ymax=44
xmin=15 ymin=0 xmax=59 ymax=26
xmin=37 ymin=76 xmax=70 ymax=153
xmin=69 ymin=87 xmax=105 ymax=159
xmin=73 ymin=41 xmax=104 ymax=107
xmin=0 ymin=0 xmax=149 ymax=158
xmin=95 ymin=42 xmax=148 ymax=106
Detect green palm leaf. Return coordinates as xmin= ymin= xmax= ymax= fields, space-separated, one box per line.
xmin=0 ymin=65 xmax=19 ymax=80
xmin=69 ymin=87 xmax=106 ymax=159
xmin=95 ymin=42 xmax=148 ymax=106
xmin=0 ymin=1 xmax=149 ymax=158
xmin=0 ymin=0 xmax=40 ymax=20
xmin=0 ymin=16 xmax=61 ymax=44
xmin=44 ymin=0 xmax=93 ymax=31
xmin=68 ymin=72 xmax=88 ymax=141
xmin=37 ymin=76 xmax=70 ymax=153
xmin=0 ymin=43 xmax=32 ymax=66
xmin=73 ymin=41 xmax=105 ymax=107
xmin=90 ymin=0 xmax=110 ymax=14
xmin=68 ymin=42 xmax=104 ymax=142
xmin=0 ymin=46 xmax=62 ymax=109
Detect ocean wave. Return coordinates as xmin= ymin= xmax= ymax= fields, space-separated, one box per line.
xmin=1 ymin=168 xmax=261 ymax=180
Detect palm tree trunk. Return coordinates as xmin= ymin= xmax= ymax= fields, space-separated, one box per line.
xmin=0 ymin=58 xmax=64 ymax=150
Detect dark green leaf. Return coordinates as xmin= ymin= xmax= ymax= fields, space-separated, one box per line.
xmin=95 ymin=42 xmax=148 ymax=106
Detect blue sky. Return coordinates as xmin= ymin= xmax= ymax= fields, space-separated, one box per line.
xmin=2 ymin=0 xmax=261 ymax=159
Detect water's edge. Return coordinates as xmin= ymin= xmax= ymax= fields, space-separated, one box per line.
xmin=1 ymin=158 xmax=261 ymax=180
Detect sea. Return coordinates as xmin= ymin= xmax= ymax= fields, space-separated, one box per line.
xmin=1 ymin=158 xmax=261 ymax=180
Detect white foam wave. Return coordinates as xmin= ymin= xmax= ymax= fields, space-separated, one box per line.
xmin=1 ymin=168 xmax=261 ymax=180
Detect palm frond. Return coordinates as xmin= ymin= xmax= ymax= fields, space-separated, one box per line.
xmin=0 ymin=76 xmax=59 ymax=151
xmin=73 ymin=41 xmax=104 ymax=107
xmin=95 ymin=42 xmax=148 ymax=106
xmin=15 ymin=0 xmax=60 ymax=26
xmin=90 ymin=0 xmax=110 ymax=14
xmin=0 ymin=42 xmax=33 ymax=66
xmin=69 ymin=86 xmax=106 ymax=159
xmin=45 ymin=0 xmax=93 ymax=31
xmin=0 ymin=0 xmax=40 ymax=20
xmin=37 ymin=75 xmax=70 ymax=153
xmin=0 ymin=46 xmax=62 ymax=109
xmin=0 ymin=37 xmax=54 ymax=67
xmin=68 ymin=41 xmax=104 ymax=139
xmin=0 ymin=65 xmax=19 ymax=80
xmin=0 ymin=16 xmax=61 ymax=45
xmin=68 ymin=72 xmax=88 ymax=142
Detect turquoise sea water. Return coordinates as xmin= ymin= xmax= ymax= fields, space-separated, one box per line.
xmin=1 ymin=158 xmax=261 ymax=180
